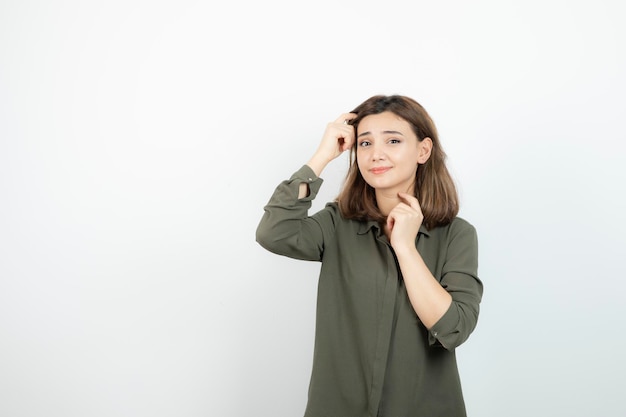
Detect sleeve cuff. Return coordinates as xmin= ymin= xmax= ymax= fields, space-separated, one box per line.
xmin=427 ymin=302 xmax=459 ymax=350
xmin=289 ymin=165 xmax=324 ymax=201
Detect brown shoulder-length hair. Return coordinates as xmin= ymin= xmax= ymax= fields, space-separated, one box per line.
xmin=336 ymin=95 xmax=459 ymax=229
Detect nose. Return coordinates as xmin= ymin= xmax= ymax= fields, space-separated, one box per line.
xmin=371 ymin=143 xmax=386 ymax=161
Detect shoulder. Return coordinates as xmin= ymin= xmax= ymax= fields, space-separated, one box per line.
xmin=450 ymin=217 xmax=476 ymax=233
xmin=429 ymin=216 xmax=477 ymax=243
xmin=307 ymin=201 xmax=344 ymax=229
xmin=316 ymin=201 xmax=340 ymax=218
xmin=317 ymin=201 xmax=371 ymax=233
xmin=320 ymin=201 xmax=347 ymax=225
xmin=448 ymin=217 xmax=478 ymax=247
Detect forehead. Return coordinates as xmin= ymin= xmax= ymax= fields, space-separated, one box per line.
xmin=357 ymin=111 xmax=412 ymax=135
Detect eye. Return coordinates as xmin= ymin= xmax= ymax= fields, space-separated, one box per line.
xmin=358 ymin=140 xmax=371 ymax=147
xmin=388 ymin=138 xmax=401 ymax=144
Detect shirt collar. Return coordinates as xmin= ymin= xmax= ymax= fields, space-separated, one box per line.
xmin=357 ymin=220 xmax=431 ymax=238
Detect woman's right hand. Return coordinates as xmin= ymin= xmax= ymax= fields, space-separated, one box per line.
xmin=307 ymin=113 xmax=358 ymax=176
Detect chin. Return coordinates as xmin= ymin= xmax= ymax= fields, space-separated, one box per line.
xmin=367 ymin=180 xmax=396 ymax=191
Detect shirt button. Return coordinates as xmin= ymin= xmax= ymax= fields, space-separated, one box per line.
xmin=433 ymin=331 xmax=438 ymax=336
xmin=308 ymin=178 xmax=313 ymax=181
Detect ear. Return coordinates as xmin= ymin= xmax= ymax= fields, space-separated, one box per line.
xmin=417 ymin=137 xmax=433 ymax=164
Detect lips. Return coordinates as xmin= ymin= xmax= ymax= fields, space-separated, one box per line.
xmin=370 ymin=166 xmax=391 ymax=174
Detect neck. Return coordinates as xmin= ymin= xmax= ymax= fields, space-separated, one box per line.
xmin=375 ymin=182 xmax=416 ymax=216
xmin=376 ymin=191 xmax=402 ymax=216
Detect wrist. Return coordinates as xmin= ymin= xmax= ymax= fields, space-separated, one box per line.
xmin=307 ymin=154 xmax=330 ymax=177
xmin=392 ymin=241 xmax=419 ymax=258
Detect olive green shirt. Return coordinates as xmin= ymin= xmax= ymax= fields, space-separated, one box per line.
xmin=256 ymin=165 xmax=483 ymax=417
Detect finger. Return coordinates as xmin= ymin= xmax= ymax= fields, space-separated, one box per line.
xmin=339 ymin=124 xmax=356 ymax=151
xmin=386 ymin=214 xmax=395 ymax=231
xmin=397 ymin=192 xmax=421 ymax=211
xmin=397 ymin=192 xmax=418 ymax=204
xmin=341 ymin=132 xmax=356 ymax=151
xmin=334 ymin=113 xmax=358 ymax=125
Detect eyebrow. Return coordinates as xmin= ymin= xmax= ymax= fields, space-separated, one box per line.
xmin=357 ymin=130 xmax=405 ymax=138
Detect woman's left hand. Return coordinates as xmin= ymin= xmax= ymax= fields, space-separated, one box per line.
xmin=387 ymin=192 xmax=424 ymax=251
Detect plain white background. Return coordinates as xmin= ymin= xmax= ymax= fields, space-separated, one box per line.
xmin=1 ymin=1 xmax=625 ymax=416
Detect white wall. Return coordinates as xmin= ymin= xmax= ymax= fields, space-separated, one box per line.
xmin=1 ymin=1 xmax=625 ymax=416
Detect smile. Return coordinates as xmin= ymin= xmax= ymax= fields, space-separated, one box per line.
xmin=370 ymin=167 xmax=391 ymax=174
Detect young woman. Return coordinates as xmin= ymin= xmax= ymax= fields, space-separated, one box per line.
xmin=256 ymin=95 xmax=483 ymax=417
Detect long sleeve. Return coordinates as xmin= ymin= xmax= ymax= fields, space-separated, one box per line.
xmin=426 ymin=218 xmax=483 ymax=350
xmin=256 ymin=165 xmax=331 ymax=261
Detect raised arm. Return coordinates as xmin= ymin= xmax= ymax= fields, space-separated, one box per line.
xmin=299 ymin=113 xmax=357 ymax=198
xmin=256 ymin=112 xmax=357 ymax=260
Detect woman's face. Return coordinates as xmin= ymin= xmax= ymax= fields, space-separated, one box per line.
xmin=356 ymin=111 xmax=429 ymax=194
